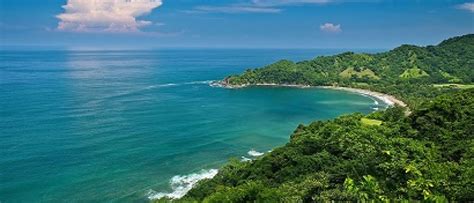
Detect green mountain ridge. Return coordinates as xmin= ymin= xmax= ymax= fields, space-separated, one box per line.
xmin=223 ymin=34 xmax=474 ymax=107
xmin=158 ymin=35 xmax=474 ymax=202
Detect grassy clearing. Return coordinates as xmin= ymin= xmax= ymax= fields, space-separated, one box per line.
xmin=361 ymin=118 xmax=383 ymax=126
xmin=400 ymin=67 xmax=429 ymax=79
xmin=433 ymin=84 xmax=474 ymax=89
xmin=440 ymin=71 xmax=462 ymax=83
xmin=340 ymin=67 xmax=380 ymax=80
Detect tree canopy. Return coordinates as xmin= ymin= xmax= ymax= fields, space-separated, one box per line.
xmin=224 ymin=34 xmax=474 ymax=107
xmin=157 ymin=34 xmax=474 ymax=202
xmin=180 ymin=89 xmax=473 ymax=202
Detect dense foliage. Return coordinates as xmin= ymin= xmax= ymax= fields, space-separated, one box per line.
xmin=156 ymin=35 xmax=473 ymax=202
xmin=180 ymin=89 xmax=473 ymax=201
xmin=225 ymin=34 xmax=474 ymax=107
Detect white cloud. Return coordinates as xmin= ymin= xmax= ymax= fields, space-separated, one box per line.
xmin=57 ymin=0 xmax=162 ymax=33
xmin=320 ymin=23 xmax=341 ymax=33
xmin=456 ymin=2 xmax=474 ymax=13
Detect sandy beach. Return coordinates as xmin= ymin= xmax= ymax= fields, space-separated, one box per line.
xmin=317 ymin=86 xmax=407 ymax=107
xmin=213 ymin=81 xmax=407 ymax=108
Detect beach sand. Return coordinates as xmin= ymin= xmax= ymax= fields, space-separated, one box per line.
xmin=318 ymin=86 xmax=407 ymax=108
xmin=213 ymin=81 xmax=407 ymax=108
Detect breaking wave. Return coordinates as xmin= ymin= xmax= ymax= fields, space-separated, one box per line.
xmin=147 ymin=169 xmax=218 ymax=200
xmin=147 ymin=149 xmax=265 ymax=200
xmin=248 ymin=150 xmax=264 ymax=157
xmin=241 ymin=156 xmax=252 ymax=162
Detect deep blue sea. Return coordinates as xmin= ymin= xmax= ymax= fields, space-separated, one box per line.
xmin=0 ymin=49 xmax=386 ymax=202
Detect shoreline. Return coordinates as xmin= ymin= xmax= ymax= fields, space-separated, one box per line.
xmin=317 ymin=86 xmax=407 ymax=108
xmin=211 ymin=81 xmax=407 ymax=108
xmin=154 ymin=81 xmax=409 ymax=200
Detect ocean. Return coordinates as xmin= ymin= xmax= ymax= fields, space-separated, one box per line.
xmin=0 ymin=49 xmax=386 ymax=202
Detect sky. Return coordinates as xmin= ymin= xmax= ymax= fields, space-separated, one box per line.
xmin=0 ymin=0 xmax=473 ymax=49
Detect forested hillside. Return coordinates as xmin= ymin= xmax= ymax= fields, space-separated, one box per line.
xmin=156 ymin=35 xmax=474 ymax=202
xmin=180 ymin=89 xmax=473 ymax=202
xmin=223 ymin=34 xmax=474 ymax=107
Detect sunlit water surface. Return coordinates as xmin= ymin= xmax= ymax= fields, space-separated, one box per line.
xmin=0 ymin=49 xmax=386 ymax=202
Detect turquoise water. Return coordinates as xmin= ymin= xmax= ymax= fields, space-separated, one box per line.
xmin=0 ymin=49 xmax=386 ymax=202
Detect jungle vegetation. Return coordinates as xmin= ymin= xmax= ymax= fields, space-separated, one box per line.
xmin=180 ymin=89 xmax=473 ymax=202
xmin=159 ymin=34 xmax=473 ymax=202
xmin=225 ymin=34 xmax=474 ymax=107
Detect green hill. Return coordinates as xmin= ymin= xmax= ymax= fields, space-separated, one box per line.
xmin=180 ymin=89 xmax=474 ymax=202
xmin=157 ymin=35 xmax=474 ymax=202
xmin=222 ymin=34 xmax=474 ymax=107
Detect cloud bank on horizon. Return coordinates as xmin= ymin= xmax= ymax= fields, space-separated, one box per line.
xmin=57 ymin=0 xmax=162 ymax=33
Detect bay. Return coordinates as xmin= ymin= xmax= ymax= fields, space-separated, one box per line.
xmin=0 ymin=49 xmax=386 ymax=202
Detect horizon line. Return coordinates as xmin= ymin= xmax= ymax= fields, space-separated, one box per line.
xmin=0 ymin=45 xmax=391 ymax=51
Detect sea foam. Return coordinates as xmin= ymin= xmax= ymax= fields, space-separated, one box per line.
xmin=147 ymin=169 xmax=218 ymax=200
xmin=146 ymin=83 xmax=178 ymax=89
xmin=241 ymin=156 xmax=252 ymax=162
xmin=147 ymin=80 xmax=214 ymax=90
xmin=248 ymin=150 xmax=264 ymax=157
xmin=184 ymin=80 xmax=214 ymax=85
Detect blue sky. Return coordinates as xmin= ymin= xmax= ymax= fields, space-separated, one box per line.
xmin=0 ymin=0 xmax=473 ymax=49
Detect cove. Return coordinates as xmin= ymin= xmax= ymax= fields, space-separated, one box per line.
xmin=0 ymin=49 xmax=387 ymax=202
